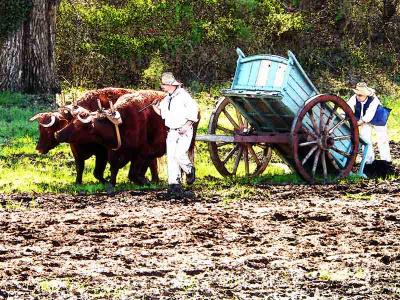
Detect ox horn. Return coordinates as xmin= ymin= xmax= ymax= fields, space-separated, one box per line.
xmin=109 ymin=100 xmax=115 ymax=113
xmin=40 ymin=115 xmax=56 ymax=128
xmin=60 ymin=92 xmax=66 ymax=107
xmin=62 ymin=104 xmax=73 ymax=115
xmin=97 ymin=99 xmax=103 ymax=111
xmin=77 ymin=112 xmax=92 ymax=124
xmin=29 ymin=113 xmax=43 ymax=122
xmin=72 ymin=91 xmax=77 ymax=107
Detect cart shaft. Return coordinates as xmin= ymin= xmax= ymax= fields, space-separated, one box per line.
xmin=196 ymin=133 xmax=290 ymax=144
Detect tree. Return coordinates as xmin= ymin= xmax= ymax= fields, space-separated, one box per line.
xmin=0 ymin=0 xmax=60 ymax=93
xmin=382 ymin=0 xmax=399 ymax=21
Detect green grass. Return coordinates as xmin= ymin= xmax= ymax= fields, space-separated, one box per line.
xmin=0 ymin=90 xmax=295 ymax=194
xmin=344 ymin=192 xmax=373 ymax=201
xmin=308 ymin=267 xmax=367 ymax=281
xmin=37 ymin=278 xmax=130 ymax=298
xmin=1 ymin=90 xmax=399 ymax=195
xmin=382 ymin=95 xmax=400 ymax=142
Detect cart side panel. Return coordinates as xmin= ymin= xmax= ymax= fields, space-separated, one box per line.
xmin=280 ymin=52 xmax=319 ymax=116
xmin=232 ymin=55 xmax=289 ymax=92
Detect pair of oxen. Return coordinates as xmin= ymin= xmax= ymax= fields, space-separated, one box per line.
xmin=30 ymin=87 xmax=196 ymax=186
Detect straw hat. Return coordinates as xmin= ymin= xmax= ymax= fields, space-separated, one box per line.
xmin=353 ymin=82 xmax=375 ymax=96
xmin=161 ymin=72 xmax=181 ymax=86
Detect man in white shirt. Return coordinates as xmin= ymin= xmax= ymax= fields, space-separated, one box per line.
xmin=152 ymin=72 xmax=199 ymax=194
xmin=347 ymin=82 xmax=391 ymax=164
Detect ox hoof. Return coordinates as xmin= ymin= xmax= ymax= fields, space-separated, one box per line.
xmin=151 ymin=176 xmax=160 ymax=183
xmin=131 ymin=177 xmax=150 ymax=186
xmin=105 ymin=184 xmax=115 ymax=194
xmin=94 ymin=173 xmax=107 ymax=184
xmin=97 ymin=178 xmax=107 ymax=184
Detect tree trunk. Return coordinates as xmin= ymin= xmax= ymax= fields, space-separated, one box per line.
xmin=0 ymin=0 xmax=60 ymax=93
xmin=382 ymin=0 xmax=398 ymax=22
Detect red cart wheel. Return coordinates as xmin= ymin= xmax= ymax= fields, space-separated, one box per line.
xmin=208 ymin=97 xmax=272 ymax=177
xmin=291 ymin=94 xmax=359 ymax=183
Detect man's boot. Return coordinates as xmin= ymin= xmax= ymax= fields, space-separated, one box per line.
xmin=186 ymin=167 xmax=195 ymax=185
xmin=168 ymin=184 xmax=183 ymax=197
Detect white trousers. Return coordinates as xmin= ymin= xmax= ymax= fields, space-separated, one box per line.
xmin=166 ymin=127 xmax=193 ymax=184
xmin=359 ymin=123 xmax=391 ymax=164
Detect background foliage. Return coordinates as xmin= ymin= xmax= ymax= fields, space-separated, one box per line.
xmin=0 ymin=0 xmax=32 ymax=41
xmin=55 ymin=0 xmax=400 ymax=97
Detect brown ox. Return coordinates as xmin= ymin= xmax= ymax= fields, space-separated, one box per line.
xmin=55 ymin=90 xmax=168 ymax=186
xmin=30 ymin=88 xmax=160 ymax=184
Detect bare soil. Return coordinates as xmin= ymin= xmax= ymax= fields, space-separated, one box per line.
xmin=1 ymin=146 xmax=400 ymax=299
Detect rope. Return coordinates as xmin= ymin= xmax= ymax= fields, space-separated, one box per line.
xmin=112 ymin=123 xmax=122 ymax=151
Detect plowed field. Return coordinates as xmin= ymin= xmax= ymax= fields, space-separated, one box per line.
xmin=1 ymin=146 xmax=400 ymax=299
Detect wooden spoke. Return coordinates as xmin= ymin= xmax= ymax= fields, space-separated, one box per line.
xmin=235 ymin=107 xmax=244 ymax=127
xmin=330 ymin=146 xmax=352 ymax=158
xmin=291 ymin=95 xmax=358 ymax=183
xmin=208 ymin=97 xmax=272 ymax=177
xmin=302 ymin=126 xmax=318 ymax=139
xmin=216 ymin=125 xmax=234 ymax=134
xmin=324 ymin=104 xmax=338 ymax=132
xmin=327 ymin=151 xmax=341 ymax=170
xmin=308 ymin=110 xmax=320 ymax=135
xmin=243 ymin=118 xmax=249 ymax=128
xmin=247 ymin=145 xmax=261 ymax=166
xmin=312 ymin=149 xmax=321 ymax=177
xmin=321 ymin=151 xmax=328 ymax=179
xmin=299 ymin=140 xmax=318 ymax=147
xmin=328 ymin=118 xmax=346 ymax=134
xmin=222 ymin=144 xmax=239 ymax=164
xmin=232 ymin=146 xmax=244 ymax=175
xmin=302 ymin=145 xmax=318 ymax=165
xmin=333 ymin=135 xmax=352 ymax=141
xmin=222 ymin=109 xmax=239 ymax=130
xmin=244 ymin=147 xmax=249 ymax=175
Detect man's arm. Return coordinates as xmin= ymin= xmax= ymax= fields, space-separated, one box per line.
xmin=346 ymin=95 xmax=356 ymax=113
xmin=178 ymin=119 xmax=194 ymax=135
xmin=152 ymin=99 xmax=162 ymax=116
xmin=183 ymin=92 xmax=199 ymax=123
xmin=152 ymin=104 xmax=161 ymax=116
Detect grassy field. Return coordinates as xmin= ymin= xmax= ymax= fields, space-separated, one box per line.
xmin=0 ymin=90 xmax=398 ymax=195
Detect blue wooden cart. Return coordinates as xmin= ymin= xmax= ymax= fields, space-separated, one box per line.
xmin=197 ymin=48 xmax=368 ymax=183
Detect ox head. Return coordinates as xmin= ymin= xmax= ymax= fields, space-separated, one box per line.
xmin=55 ymin=92 xmax=79 ymax=121
xmin=29 ymin=112 xmax=70 ymax=154
xmin=55 ymin=105 xmax=122 ymax=148
xmin=58 ymin=104 xmax=92 ymax=121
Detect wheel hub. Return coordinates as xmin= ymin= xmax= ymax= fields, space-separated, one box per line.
xmin=318 ymin=134 xmax=335 ymax=150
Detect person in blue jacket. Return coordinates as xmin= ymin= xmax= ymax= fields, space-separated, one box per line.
xmin=347 ymin=82 xmax=391 ymax=164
